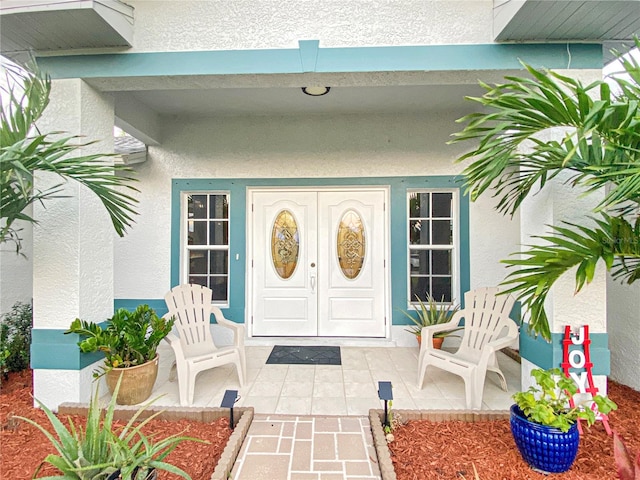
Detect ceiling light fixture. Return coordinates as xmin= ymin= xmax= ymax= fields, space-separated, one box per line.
xmin=302 ymin=86 xmax=330 ymax=96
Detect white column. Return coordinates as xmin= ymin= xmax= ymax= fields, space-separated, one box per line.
xmin=519 ymin=168 xmax=608 ymax=395
xmin=32 ymin=79 xmax=115 ymax=409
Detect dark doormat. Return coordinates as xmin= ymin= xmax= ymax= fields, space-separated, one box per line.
xmin=266 ymin=345 xmax=341 ymax=365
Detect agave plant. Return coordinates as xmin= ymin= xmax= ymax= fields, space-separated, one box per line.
xmin=401 ymin=293 xmax=461 ymax=339
xmin=450 ymin=42 xmax=640 ymax=340
xmin=17 ymin=377 xmax=203 ymax=479
xmin=1 ymin=58 xmax=138 ymax=254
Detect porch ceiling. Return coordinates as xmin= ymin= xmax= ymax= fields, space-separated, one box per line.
xmin=119 ymin=84 xmax=485 ymax=118
xmin=97 ymin=70 xmax=517 ymax=118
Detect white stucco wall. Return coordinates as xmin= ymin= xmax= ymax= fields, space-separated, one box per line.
xmin=0 ymin=216 xmax=33 ymax=315
xmin=33 ymin=79 xmax=116 ymax=330
xmin=114 ymin=110 xmax=520 ymax=301
xmin=128 ymin=0 xmax=493 ymax=53
xmin=608 ymin=279 xmax=640 ymax=391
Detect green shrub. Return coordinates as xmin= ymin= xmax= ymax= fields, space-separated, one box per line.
xmin=0 ymin=301 xmax=33 ymax=381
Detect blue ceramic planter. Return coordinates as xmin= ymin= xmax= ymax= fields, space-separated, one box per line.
xmin=510 ymin=404 xmax=580 ymax=474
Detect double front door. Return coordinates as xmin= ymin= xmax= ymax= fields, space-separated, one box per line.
xmin=250 ymin=188 xmax=388 ymax=337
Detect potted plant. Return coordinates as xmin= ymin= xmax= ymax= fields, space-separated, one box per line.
xmin=17 ymin=378 xmax=203 ymax=479
xmin=65 ymin=304 xmax=174 ymax=405
xmin=401 ymin=293 xmax=461 ymax=348
xmin=510 ymin=368 xmax=618 ymax=474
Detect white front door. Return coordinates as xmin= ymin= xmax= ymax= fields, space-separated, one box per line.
xmin=250 ymin=188 xmax=387 ymax=337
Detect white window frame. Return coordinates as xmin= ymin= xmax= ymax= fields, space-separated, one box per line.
xmin=407 ymin=188 xmax=460 ymax=308
xmin=180 ymin=191 xmax=230 ymax=306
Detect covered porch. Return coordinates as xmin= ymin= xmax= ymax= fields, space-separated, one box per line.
xmin=147 ymin=343 xmax=521 ymax=415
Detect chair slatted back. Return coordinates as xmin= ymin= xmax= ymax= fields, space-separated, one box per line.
xmin=458 ymin=287 xmax=516 ymax=359
xmin=164 ymin=284 xmax=216 ymax=357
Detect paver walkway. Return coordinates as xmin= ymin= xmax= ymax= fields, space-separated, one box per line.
xmin=230 ymin=414 xmax=381 ymax=480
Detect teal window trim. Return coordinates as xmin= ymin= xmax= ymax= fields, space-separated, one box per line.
xmin=36 ymin=42 xmax=603 ymax=79
xmin=171 ymin=176 xmax=469 ymax=326
xmin=406 ymin=188 xmax=460 ymax=306
xmin=182 ymin=192 xmax=231 ymax=305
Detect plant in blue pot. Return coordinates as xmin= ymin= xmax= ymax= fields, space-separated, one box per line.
xmin=511 ymin=368 xmax=617 ymax=474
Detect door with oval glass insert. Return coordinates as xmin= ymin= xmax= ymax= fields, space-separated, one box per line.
xmin=251 ymin=188 xmax=387 ymax=337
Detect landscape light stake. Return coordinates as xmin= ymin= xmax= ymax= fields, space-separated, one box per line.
xmin=221 ymin=389 xmax=239 ymax=430
xmin=378 ymin=381 xmax=393 ymax=429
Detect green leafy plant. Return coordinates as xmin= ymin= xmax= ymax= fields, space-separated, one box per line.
xmin=65 ymin=304 xmax=174 ymax=377
xmin=450 ymin=42 xmax=640 ymax=341
xmin=0 ymin=301 xmax=32 ymax=382
xmin=17 ymin=377 xmax=204 ymax=479
xmin=1 ymin=59 xmax=138 ymax=254
xmin=513 ymin=368 xmax=617 ymax=433
xmin=401 ymin=293 xmax=461 ymax=339
xmin=613 ymin=432 xmax=640 ymax=480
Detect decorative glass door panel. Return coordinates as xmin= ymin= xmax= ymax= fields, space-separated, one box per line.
xmin=251 ymin=188 xmax=387 ymax=337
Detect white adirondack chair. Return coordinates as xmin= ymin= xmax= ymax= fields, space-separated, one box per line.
xmin=163 ymin=284 xmax=246 ymax=406
xmin=417 ymin=287 xmax=518 ymax=410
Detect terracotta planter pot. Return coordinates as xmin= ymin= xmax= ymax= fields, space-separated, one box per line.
xmin=416 ymin=336 xmax=444 ymax=349
xmin=106 ymin=355 xmax=159 ymax=405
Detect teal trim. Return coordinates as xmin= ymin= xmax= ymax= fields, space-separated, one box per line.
xmin=31 ymin=328 xmax=103 ymax=370
xmin=171 ymin=176 xmax=471 ymax=328
xmin=299 ymin=39 xmax=320 ymax=72
xmin=519 ymin=325 xmax=610 ymax=376
xmin=315 ymin=43 xmax=602 ymax=73
xmin=32 ymin=301 xmax=171 ymax=371
xmin=36 ymin=42 xmax=603 ymax=79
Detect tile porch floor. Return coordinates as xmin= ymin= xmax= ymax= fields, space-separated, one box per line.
xmin=151 ymin=344 xmax=521 ymax=414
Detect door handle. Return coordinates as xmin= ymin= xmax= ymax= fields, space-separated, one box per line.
xmin=310 ymin=274 xmax=316 ymax=293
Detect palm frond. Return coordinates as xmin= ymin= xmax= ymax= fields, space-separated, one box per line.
xmin=452 ymin=48 xmax=640 ymax=338
xmin=502 ymin=214 xmax=640 ymax=340
xmin=0 ymin=59 xmax=139 ymax=253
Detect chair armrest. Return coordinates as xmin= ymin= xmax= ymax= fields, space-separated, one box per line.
xmin=163 ymin=331 xmax=186 ymax=358
xmin=211 ymin=307 xmax=245 ymax=349
xmin=484 ymin=320 xmax=519 ymax=354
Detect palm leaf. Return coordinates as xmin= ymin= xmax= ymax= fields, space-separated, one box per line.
xmin=451 ymin=46 xmax=640 ymax=338
xmin=1 ymin=59 xmax=138 ymax=252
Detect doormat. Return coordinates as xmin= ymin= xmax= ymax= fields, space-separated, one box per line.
xmin=266 ymin=346 xmax=341 ymax=365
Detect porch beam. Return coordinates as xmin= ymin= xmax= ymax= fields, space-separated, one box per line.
xmin=36 ymin=41 xmax=603 ymax=81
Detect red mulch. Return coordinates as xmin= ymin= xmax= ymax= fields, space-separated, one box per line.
xmin=388 ymin=381 xmax=640 ymax=479
xmin=0 ymin=370 xmax=232 ymax=479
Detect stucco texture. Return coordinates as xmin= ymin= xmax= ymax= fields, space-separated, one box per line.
xmin=129 ymin=0 xmax=492 ymax=53
xmin=114 ymin=110 xmax=520 ymax=300
xmin=608 ymin=279 xmax=640 ymax=391
xmin=0 ymin=216 xmax=33 ymax=315
xmin=33 ymin=79 xmax=116 ymax=329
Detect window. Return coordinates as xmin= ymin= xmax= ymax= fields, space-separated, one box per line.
xmin=408 ymin=190 xmax=457 ymax=304
xmin=183 ymin=193 xmax=229 ymax=302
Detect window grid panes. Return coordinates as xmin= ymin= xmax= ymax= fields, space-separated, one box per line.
xmin=408 ymin=191 xmax=455 ymax=304
xmin=185 ymin=193 xmax=229 ymax=302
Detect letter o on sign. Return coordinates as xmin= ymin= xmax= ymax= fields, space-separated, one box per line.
xmin=569 ymin=350 xmax=586 ymax=368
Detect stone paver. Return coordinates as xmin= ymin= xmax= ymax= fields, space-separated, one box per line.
xmin=230 ymin=414 xmax=381 ymax=479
